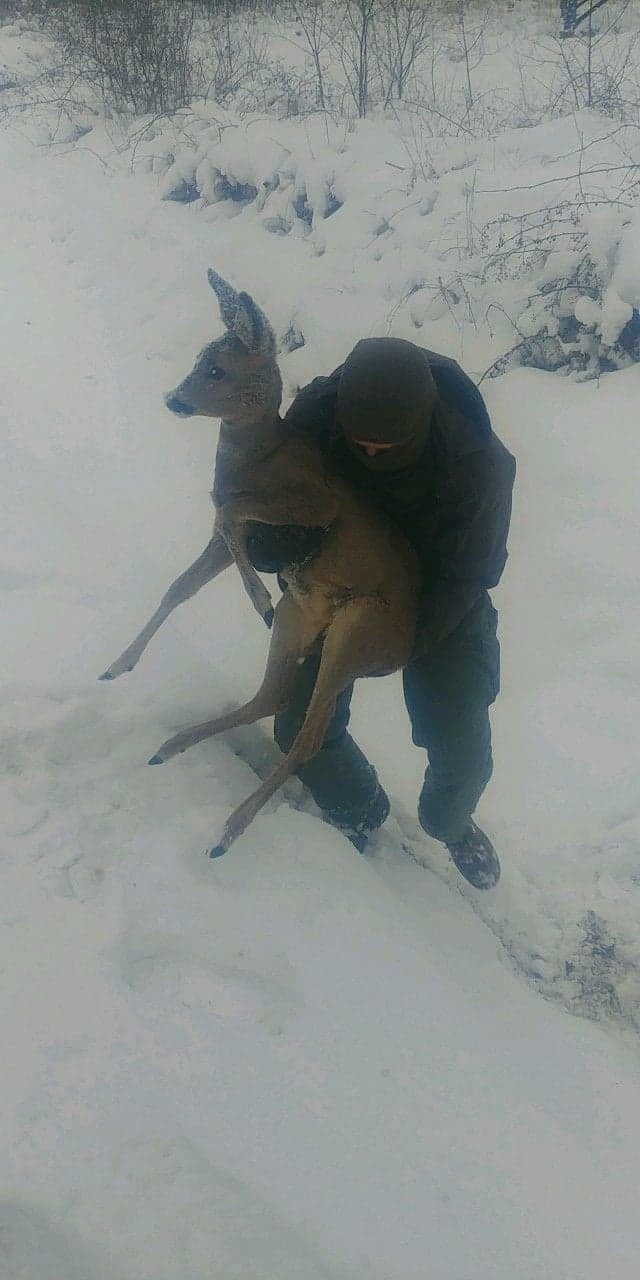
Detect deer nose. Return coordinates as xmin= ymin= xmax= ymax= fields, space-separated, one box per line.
xmin=165 ymin=391 xmax=195 ymax=416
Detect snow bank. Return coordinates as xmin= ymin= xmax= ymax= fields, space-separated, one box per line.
xmin=4 ymin=14 xmax=640 ymax=378
xmin=116 ymin=106 xmax=640 ymax=379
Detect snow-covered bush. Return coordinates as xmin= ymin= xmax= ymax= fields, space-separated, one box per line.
xmin=130 ymin=101 xmax=640 ymax=379
xmin=482 ymin=198 xmax=640 ymax=379
xmin=4 ymin=2 xmax=640 ymax=379
xmin=44 ymin=0 xmax=198 ymax=115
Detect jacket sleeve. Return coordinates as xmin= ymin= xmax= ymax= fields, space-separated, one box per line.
xmin=426 ymin=351 xmax=493 ymax=441
xmin=283 ymin=368 xmax=342 ymax=447
xmin=415 ymin=441 xmax=516 ymax=654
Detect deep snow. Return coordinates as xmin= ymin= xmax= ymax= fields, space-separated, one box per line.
xmin=2 ymin=15 xmax=640 ymax=1279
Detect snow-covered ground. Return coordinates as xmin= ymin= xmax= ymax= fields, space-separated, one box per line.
xmin=3 ymin=11 xmax=640 ymax=1278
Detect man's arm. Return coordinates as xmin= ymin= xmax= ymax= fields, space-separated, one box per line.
xmin=425 ymin=351 xmax=492 ymax=441
xmin=414 ymin=581 xmax=484 ymax=656
xmin=283 ymin=367 xmax=342 ymax=448
xmin=414 ymin=440 xmax=516 ymax=656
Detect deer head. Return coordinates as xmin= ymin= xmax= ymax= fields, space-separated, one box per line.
xmin=165 ymin=270 xmax=281 ymax=426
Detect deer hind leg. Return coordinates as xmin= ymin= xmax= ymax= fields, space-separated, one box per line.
xmin=209 ymin=598 xmax=393 ymax=858
xmin=149 ymin=593 xmax=323 ymax=765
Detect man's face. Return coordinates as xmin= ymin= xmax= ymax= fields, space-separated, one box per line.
xmin=336 ymin=336 xmax=436 ymax=472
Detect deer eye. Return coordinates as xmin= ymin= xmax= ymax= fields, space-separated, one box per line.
xmin=209 ymin=366 xmax=226 ymax=381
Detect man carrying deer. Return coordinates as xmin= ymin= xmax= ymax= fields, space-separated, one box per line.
xmin=270 ymin=333 xmax=515 ymax=889
xmin=102 ymin=272 xmax=515 ymax=891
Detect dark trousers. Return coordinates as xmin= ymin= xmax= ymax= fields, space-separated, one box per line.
xmin=274 ymin=592 xmax=500 ymax=843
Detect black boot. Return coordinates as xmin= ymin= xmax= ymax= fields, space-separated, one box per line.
xmin=445 ymin=820 xmax=500 ymax=890
xmin=331 ymin=787 xmax=391 ymax=854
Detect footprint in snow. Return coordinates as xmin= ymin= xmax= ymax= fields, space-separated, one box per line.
xmin=59 ymin=857 xmax=106 ymax=902
xmin=119 ymin=936 xmax=298 ymax=1036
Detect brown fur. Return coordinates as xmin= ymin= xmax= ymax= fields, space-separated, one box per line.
xmin=102 ymin=271 xmax=419 ymax=857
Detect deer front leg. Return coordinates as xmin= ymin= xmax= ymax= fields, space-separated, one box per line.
xmin=100 ymin=533 xmax=232 ymax=680
xmin=213 ymin=483 xmax=338 ymax=628
xmin=215 ymin=513 xmax=275 ymax=628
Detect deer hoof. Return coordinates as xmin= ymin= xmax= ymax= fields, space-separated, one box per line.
xmin=100 ymin=657 xmax=135 ymax=679
xmin=264 ymin=607 xmax=275 ymax=629
xmin=208 ymin=843 xmax=227 ymax=859
xmin=148 ymin=754 xmax=164 ymax=765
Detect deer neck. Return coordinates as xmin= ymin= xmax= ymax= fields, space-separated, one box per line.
xmin=220 ymin=406 xmax=286 ymax=453
xmin=214 ymin=410 xmax=287 ymax=493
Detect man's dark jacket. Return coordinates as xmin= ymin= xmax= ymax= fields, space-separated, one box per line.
xmin=249 ymin=349 xmax=516 ymax=655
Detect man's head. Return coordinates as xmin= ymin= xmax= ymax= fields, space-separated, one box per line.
xmin=337 ymin=337 xmax=436 ymax=471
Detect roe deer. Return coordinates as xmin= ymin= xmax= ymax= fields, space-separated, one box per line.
xmin=101 ymin=271 xmax=419 ymax=857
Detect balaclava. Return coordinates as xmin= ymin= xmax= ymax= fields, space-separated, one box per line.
xmin=336 ymin=337 xmax=437 ymax=472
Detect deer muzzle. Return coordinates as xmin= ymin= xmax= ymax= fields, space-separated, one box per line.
xmin=165 ymin=391 xmax=196 ymax=417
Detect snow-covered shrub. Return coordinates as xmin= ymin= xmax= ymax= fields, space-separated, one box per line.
xmin=6 ymin=4 xmax=640 ymax=383
xmin=136 ymin=109 xmax=348 ymax=236
xmin=483 ymin=202 xmax=640 ymax=378
xmin=44 ymin=0 xmax=198 ymax=114
xmin=198 ymin=1 xmax=269 ymax=106
xmin=122 ymin=99 xmax=640 ymax=380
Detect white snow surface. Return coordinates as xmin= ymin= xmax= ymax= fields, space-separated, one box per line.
xmin=3 ymin=26 xmax=640 ymax=1280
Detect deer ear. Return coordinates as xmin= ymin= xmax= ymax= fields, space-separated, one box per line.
xmin=207 ymin=269 xmax=241 ymax=331
xmin=235 ymin=291 xmax=277 ymax=357
xmin=207 ymin=268 xmax=276 ymax=356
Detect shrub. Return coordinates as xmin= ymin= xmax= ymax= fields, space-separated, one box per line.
xmin=46 ymin=0 xmax=197 ymax=114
